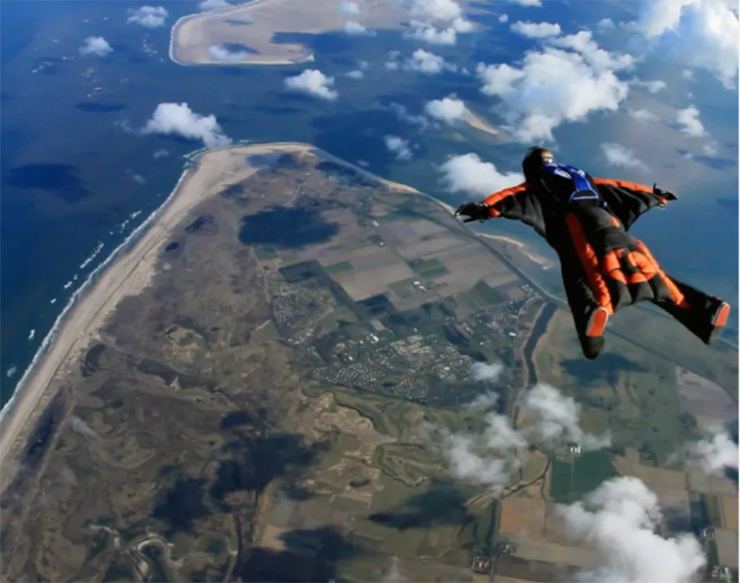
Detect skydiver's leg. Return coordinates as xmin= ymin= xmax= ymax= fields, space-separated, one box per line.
xmin=653 ymin=274 xmax=730 ymax=344
xmin=559 ymin=256 xmax=606 ymax=360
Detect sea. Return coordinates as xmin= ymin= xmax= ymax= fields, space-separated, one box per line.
xmin=1 ymin=0 xmax=737 ymax=410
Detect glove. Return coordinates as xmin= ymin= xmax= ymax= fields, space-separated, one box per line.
xmin=653 ymin=184 xmax=678 ymax=206
xmin=455 ymin=202 xmax=490 ymax=223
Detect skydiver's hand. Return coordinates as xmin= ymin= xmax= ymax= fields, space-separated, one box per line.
xmin=455 ymin=202 xmax=490 ymax=223
xmin=653 ymin=184 xmax=678 ymax=206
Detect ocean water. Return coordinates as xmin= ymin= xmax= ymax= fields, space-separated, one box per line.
xmin=1 ymin=0 xmax=737 ymax=408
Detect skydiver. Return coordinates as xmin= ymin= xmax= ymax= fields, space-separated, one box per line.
xmin=454 ymin=147 xmax=731 ymax=360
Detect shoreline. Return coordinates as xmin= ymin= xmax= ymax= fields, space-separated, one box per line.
xmin=169 ymin=0 xmax=314 ymax=67
xmin=0 ymin=141 xmax=459 ymax=485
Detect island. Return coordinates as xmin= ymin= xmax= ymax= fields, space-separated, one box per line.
xmin=0 ymin=143 xmax=736 ymax=582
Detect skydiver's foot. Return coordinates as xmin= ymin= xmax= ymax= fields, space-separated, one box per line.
xmin=711 ymin=301 xmax=731 ymax=328
xmin=581 ymin=336 xmax=605 ymax=360
xmin=585 ymin=306 xmax=609 ymax=338
xmin=708 ymin=300 xmax=731 ymax=343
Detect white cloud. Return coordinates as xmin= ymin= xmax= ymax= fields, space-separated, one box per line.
xmin=404 ymin=17 xmax=473 ymax=46
xmin=632 ymin=79 xmax=667 ymax=93
xmin=343 ymin=21 xmax=376 ymax=36
xmin=127 ymin=6 xmax=168 ymax=28
xmin=384 ymin=135 xmax=414 ymax=161
xmin=404 ymin=0 xmax=463 ymax=22
xmin=518 ymin=384 xmax=611 ymax=451
xmin=598 ymin=18 xmax=615 ymax=30
xmin=476 ymin=35 xmax=631 ymax=142
xmin=601 ymin=142 xmax=650 ymax=172
xmin=510 ymin=0 xmax=542 ymax=6
xmin=498 ymin=14 xmax=509 ymax=23
xmin=510 ymin=21 xmax=561 ymax=38
xmin=401 ymin=0 xmax=472 ymax=46
xmin=702 ymin=143 xmax=718 ymax=156
xmin=465 ymin=391 xmax=500 ymax=411
xmin=683 ymin=69 xmax=695 ymax=80
xmin=403 ymin=49 xmax=457 ymax=74
xmin=424 ymin=96 xmax=466 ymax=124
xmin=142 ymin=102 xmax=232 ymax=149
xmin=634 ymin=0 xmax=738 ymax=89
xmin=471 ymin=362 xmax=504 ymax=382
xmin=674 ymin=428 xmax=739 ymax=476
xmin=284 ymin=69 xmax=338 ymax=100
xmin=339 ymin=1 xmax=360 ymax=15
xmin=557 ymin=477 xmax=706 ymax=582
xmin=208 ymin=45 xmax=249 ymax=62
xmin=676 ymin=105 xmax=706 ymax=137
xmin=546 ymin=31 xmax=635 ymax=72
xmin=346 ymin=69 xmax=364 ymax=79
xmin=70 ymin=416 xmax=99 ymax=439
xmin=438 ymin=153 xmax=523 ymax=197
xmin=435 ymin=411 xmax=527 ymax=492
xmin=79 ymin=36 xmax=113 ymax=57
xmin=387 ymin=102 xmax=429 ymax=128
xmin=628 ymin=108 xmax=659 ymax=122
xmin=199 ymin=0 xmax=231 ymax=11
xmin=153 ymin=149 xmax=169 ymax=159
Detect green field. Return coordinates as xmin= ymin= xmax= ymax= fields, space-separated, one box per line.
xmin=549 ymin=451 xmax=618 ymax=504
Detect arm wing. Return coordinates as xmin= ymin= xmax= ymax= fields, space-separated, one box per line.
xmin=482 ymin=183 xmax=546 ymax=235
xmin=593 ymin=178 xmax=672 ymax=230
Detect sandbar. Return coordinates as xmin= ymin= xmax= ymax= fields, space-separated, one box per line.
xmin=170 ymin=0 xmax=408 ymax=66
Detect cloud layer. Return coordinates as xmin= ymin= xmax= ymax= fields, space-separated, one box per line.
xmin=284 ymin=70 xmax=338 ymax=100
xmin=424 ymin=96 xmax=466 ymax=124
xmin=558 ymin=477 xmax=706 ymax=582
xmin=601 ymin=142 xmax=649 ymax=172
xmin=476 ymin=31 xmax=633 ymax=142
xmin=510 ymin=20 xmax=561 ymax=38
xmin=384 ymin=135 xmax=414 ymax=161
xmin=127 ymin=6 xmax=168 ymax=28
xmin=635 ymin=0 xmax=738 ymax=89
xmin=142 ymin=102 xmax=232 ymax=149
xmin=673 ymin=427 xmax=739 ymax=476
xmin=438 ymin=153 xmax=523 ymax=196
xmin=79 ymin=36 xmax=113 ymax=57
xmin=435 ymin=374 xmax=609 ymax=493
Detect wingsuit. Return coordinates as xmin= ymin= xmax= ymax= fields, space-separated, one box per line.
xmin=455 ymin=147 xmax=731 ymax=360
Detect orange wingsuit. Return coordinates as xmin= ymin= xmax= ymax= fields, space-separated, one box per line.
xmin=455 ymin=148 xmax=731 ymax=360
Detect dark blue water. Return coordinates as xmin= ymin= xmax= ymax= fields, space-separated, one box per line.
xmin=1 ymin=0 xmax=737 ymax=407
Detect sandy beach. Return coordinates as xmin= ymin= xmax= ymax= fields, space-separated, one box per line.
xmin=480 ymin=233 xmax=553 ymax=269
xmin=0 ymin=142 xmax=455 ymax=485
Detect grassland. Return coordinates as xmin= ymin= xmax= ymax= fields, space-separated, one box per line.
xmin=549 ymin=451 xmax=619 ymax=504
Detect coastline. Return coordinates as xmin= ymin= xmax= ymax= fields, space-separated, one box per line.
xmin=0 ymin=142 xmax=458 ymax=485
xmin=169 ymin=0 xmax=314 ymax=67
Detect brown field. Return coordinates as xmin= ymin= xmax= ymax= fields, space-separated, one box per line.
xmin=676 ymin=366 xmax=738 ymax=422
xmin=721 ymin=496 xmax=739 ymax=532
xmin=500 ymin=497 xmax=546 ymax=539
xmin=259 ymin=524 xmax=289 ymax=551
xmin=687 ymin=470 xmax=739 ymax=497
xmin=715 ymin=529 xmax=739 ymax=568
xmin=504 ymin=533 xmax=598 ymax=568
xmin=614 ymin=448 xmax=688 ymax=489
xmin=495 ymin=556 xmax=578 ymax=583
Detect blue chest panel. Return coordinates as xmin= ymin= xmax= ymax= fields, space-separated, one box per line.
xmin=542 ymin=164 xmax=601 ymax=203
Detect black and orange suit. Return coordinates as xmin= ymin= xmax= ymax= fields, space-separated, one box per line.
xmin=471 ymin=168 xmax=729 ymax=359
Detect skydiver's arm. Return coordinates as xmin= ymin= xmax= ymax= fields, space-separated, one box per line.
xmin=592 ymin=178 xmax=677 ymax=230
xmin=454 ymin=182 xmax=547 ymax=237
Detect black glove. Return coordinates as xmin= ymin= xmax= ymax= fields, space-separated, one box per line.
xmin=653 ymin=183 xmax=678 ymax=205
xmin=455 ymin=202 xmax=490 ymax=223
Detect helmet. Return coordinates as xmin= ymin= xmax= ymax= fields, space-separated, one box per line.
xmin=522 ymin=147 xmax=555 ymax=183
